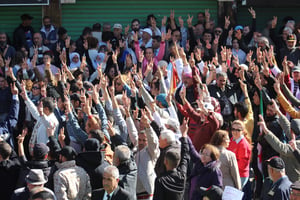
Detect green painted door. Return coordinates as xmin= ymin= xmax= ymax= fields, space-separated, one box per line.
xmin=61 ymin=0 xmax=218 ymax=39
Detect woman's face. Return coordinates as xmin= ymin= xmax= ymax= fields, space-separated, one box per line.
xmin=253 ymin=91 xmax=260 ymax=105
xmin=200 ymin=148 xmax=212 ymax=165
xmin=222 ymin=135 xmax=230 ymax=148
xmin=108 ymin=67 xmax=116 ymax=79
xmin=145 ymin=48 xmax=153 ymax=60
xmin=72 ymin=55 xmax=79 ymax=63
xmin=231 ymin=123 xmax=243 ymax=140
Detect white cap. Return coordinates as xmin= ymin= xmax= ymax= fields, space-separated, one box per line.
xmin=113 ymin=24 xmax=122 ymax=29
xmin=142 ymin=28 xmax=153 ymax=36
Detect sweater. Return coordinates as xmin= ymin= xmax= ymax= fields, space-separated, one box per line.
xmin=227 ymin=136 xmax=251 ymax=178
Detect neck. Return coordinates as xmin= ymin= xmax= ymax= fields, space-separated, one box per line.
xmin=272 ymin=173 xmax=285 ymax=183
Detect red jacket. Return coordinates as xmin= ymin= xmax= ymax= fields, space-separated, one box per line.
xmin=177 ymin=102 xmax=219 ymax=151
xmin=228 ymin=137 xmax=251 ymax=178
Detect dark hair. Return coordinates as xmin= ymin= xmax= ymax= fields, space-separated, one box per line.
xmin=87 ymin=37 xmax=98 ymax=49
xmin=82 ymin=27 xmax=92 ymax=37
xmin=234 ymin=102 xmax=249 ymax=119
xmin=102 ymin=31 xmax=113 ymax=42
xmin=151 ymin=76 xmax=160 ymax=91
xmin=57 ymin=27 xmax=67 ymax=36
xmin=146 ymin=14 xmax=156 ymax=26
xmin=89 ymin=129 xmax=105 ymax=144
xmin=43 ymin=16 xmax=51 ymax=21
xmin=131 ymin=18 xmax=140 ymax=24
xmin=92 ymin=23 xmax=101 ymax=31
xmin=165 ymin=149 xmax=180 ymax=169
xmin=152 ymin=35 xmax=161 ymax=42
xmin=42 ymin=97 xmax=55 ymax=113
xmin=0 ymin=141 xmax=12 ymax=160
xmin=210 ymin=130 xmax=229 ymax=146
xmin=200 ymin=144 xmax=220 ymax=161
xmin=43 ymin=50 xmax=54 ymax=58
xmin=31 ymin=190 xmax=55 ymax=200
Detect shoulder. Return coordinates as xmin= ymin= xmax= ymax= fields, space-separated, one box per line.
xmin=115 ymin=187 xmax=131 ymax=199
xmin=92 ymin=188 xmax=105 ymax=200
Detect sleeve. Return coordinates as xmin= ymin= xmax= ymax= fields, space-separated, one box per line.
xmin=177 ymin=137 xmax=190 ymax=175
xmin=95 ymin=103 xmax=110 ymax=140
xmin=66 ymin=112 xmax=88 ymax=145
xmin=264 ymin=130 xmax=294 ymax=156
xmin=278 ymin=114 xmax=292 ymax=140
xmin=292 ymin=147 xmax=300 ymax=164
xmin=281 ymin=83 xmax=300 ymax=107
xmin=126 ymin=117 xmax=138 ymax=147
xmin=145 ymin=127 xmax=160 ymax=161
xmin=153 ymin=178 xmax=164 ymax=200
xmin=155 ymin=41 xmax=165 ymax=61
xmin=277 ymin=92 xmax=300 ymax=119
xmin=25 ymin=98 xmax=40 ymax=120
xmin=113 ymin=108 xmax=128 ymax=142
xmin=6 ymin=97 xmax=19 ymax=132
xmin=187 ymin=136 xmax=201 ymax=163
xmin=229 ymin=152 xmax=242 ymax=190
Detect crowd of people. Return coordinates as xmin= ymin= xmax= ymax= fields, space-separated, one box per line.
xmin=0 ymin=7 xmax=300 ymax=200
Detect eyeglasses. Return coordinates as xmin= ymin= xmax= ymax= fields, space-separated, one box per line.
xmin=200 ymin=152 xmax=211 ymax=157
xmin=215 ymin=30 xmax=222 ymax=33
xmin=231 ymin=128 xmax=242 ymax=132
xmin=32 ymin=86 xmax=41 ymax=90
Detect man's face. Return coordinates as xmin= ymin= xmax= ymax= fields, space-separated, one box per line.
xmin=197 ymin=13 xmax=205 ymax=23
xmin=293 ymin=71 xmax=300 ymax=82
xmin=287 ymin=40 xmax=296 ymax=49
xmin=43 ymin=18 xmax=51 ymax=29
xmin=33 ymin=33 xmax=42 ymax=46
xmin=32 ymin=84 xmax=41 ymax=96
xmin=217 ymin=76 xmax=227 ymax=89
xmin=113 ymin=28 xmax=122 ymax=37
xmin=194 ymin=24 xmax=204 ymax=37
xmin=203 ymin=33 xmax=212 ymax=42
xmin=145 ymin=48 xmax=153 ymax=60
xmin=138 ymin=133 xmax=148 ymax=150
xmin=142 ymin=32 xmax=151 ymax=42
xmin=214 ymin=28 xmax=223 ymax=36
xmin=131 ymin=21 xmax=140 ymax=32
xmin=102 ymin=172 xmax=119 ymax=193
xmin=266 ymin=104 xmax=276 ymax=118
xmin=43 ymin=55 xmax=51 ymax=64
xmin=103 ymin=25 xmax=111 ymax=32
xmin=172 ymin=30 xmax=181 ymax=42
xmin=23 ymin=19 xmax=32 ymax=27
xmin=0 ymin=77 xmax=6 ymax=89
xmin=152 ymin=39 xmax=160 ymax=49
xmin=182 ymin=75 xmax=193 ymax=87
xmin=0 ymin=34 xmax=7 ymax=47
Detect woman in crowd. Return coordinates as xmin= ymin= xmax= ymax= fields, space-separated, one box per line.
xmin=210 ymin=130 xmax=241 ymax=190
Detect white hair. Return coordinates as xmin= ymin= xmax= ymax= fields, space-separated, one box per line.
xmin=160 ymin=129 xmax=176 ymax=144
xmin=157 ymin=60 xmax=168 ymax=68
xmin=104 ymin=165 xmax=119 ymax=179
xmin=114 ymin=145 xmax=131 ymax=163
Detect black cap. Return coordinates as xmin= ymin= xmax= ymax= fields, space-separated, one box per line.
xmin=33 ymin=143 xmax=49 ymax=160
xmin=21 ymin=14 xmax=33 ymax=21
xmin=84 ymin=138 xmax=100 ymax=151
xmin=265 ymin=156 xmax=285 ymax=170
xmin=59 ymin=146 xmax=77 ymax=160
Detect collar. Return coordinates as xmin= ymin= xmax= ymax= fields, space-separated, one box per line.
xmin=272 ymin=175 xmax=287 ymax=187
xmin=234 ymin=135 xmax=244 ymax=144
xmin=104 ymin=187 xmax=116 ymax=198
xmin=40 ymin=25 xmax=55 ymax=33
xmin=57 ymin=160 xmax=76 ymax=169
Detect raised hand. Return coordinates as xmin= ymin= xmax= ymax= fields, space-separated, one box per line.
xmin=180 ymin=118 xmax=189 ymax=137
xmin=187 ymin=14 xmax=193 ymax=28
xmin=224 ymin=16 xmax=230 ymax=29
xmin=248 ymin=7 xmax=256 ymax=18
xmin=10 ymin=82 xmax=18 ymax=95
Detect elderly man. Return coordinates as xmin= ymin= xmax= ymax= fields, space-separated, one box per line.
xmin=29 ymin=32 xmax=50 ymax=65
xmin=261 ymin=156 xmax=292 ymax=200
xmin=92 ymin=165 xmax=131 ymax=200
xmin=113 ymin=145 xmax=137 ymax=200
xmin=11 ymin=169 xmax=56 ymax=200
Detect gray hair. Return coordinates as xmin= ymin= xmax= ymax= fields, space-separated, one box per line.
xmin=114 ymin=145 xmax=131 ymax=163
xmin=157 ymin=60 xmax=168 ymax=68
xmin=104 ymin=165 xmax=119 ymax=179
xmin=216 ymin=72 xmax=227 ymax=79
xmin=160 ymin=129 xmax=176 ymax=144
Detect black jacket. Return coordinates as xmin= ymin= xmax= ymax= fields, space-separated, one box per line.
xmin=118 ymin=158 xmax=137 ymax=200
xmin=153 ymin=137 xmax=190 ymax=200
xmin=0 ymin=151 xmax=21 ymax=200
xmin=76 ymin=151 xmax=110 ymax=190
xmin=92 ymin=186 xmax=131 ymax=200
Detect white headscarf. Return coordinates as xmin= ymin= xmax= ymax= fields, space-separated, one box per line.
xmin=69 ymin=52 xmax=81 ymax=70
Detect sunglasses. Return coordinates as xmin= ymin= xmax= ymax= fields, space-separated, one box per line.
xmin=231 ymin=128 xmax=242 ymax=132
xmin=32 ymin=86 xmax=41 ymax=90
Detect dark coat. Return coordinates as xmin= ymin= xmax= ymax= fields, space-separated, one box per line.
xmin=188 ymin=138 xmax=223 ymax=200
xmin=13 ymin=24 xmax=34 ymax=50
xmin=118 ymin=157 xmax=137 ymax=200
xmin=0 ymin=151 xmax=21 ymax=200
xmin=76 ymin=151 xmax=110 ymax=190
xmin=155 ymin=143 xmax=180 ymax=178
xmin=153 ymin=137 xmax=190 ymax=200
xmin=92 ymin=186 xmax=131 ymax=200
